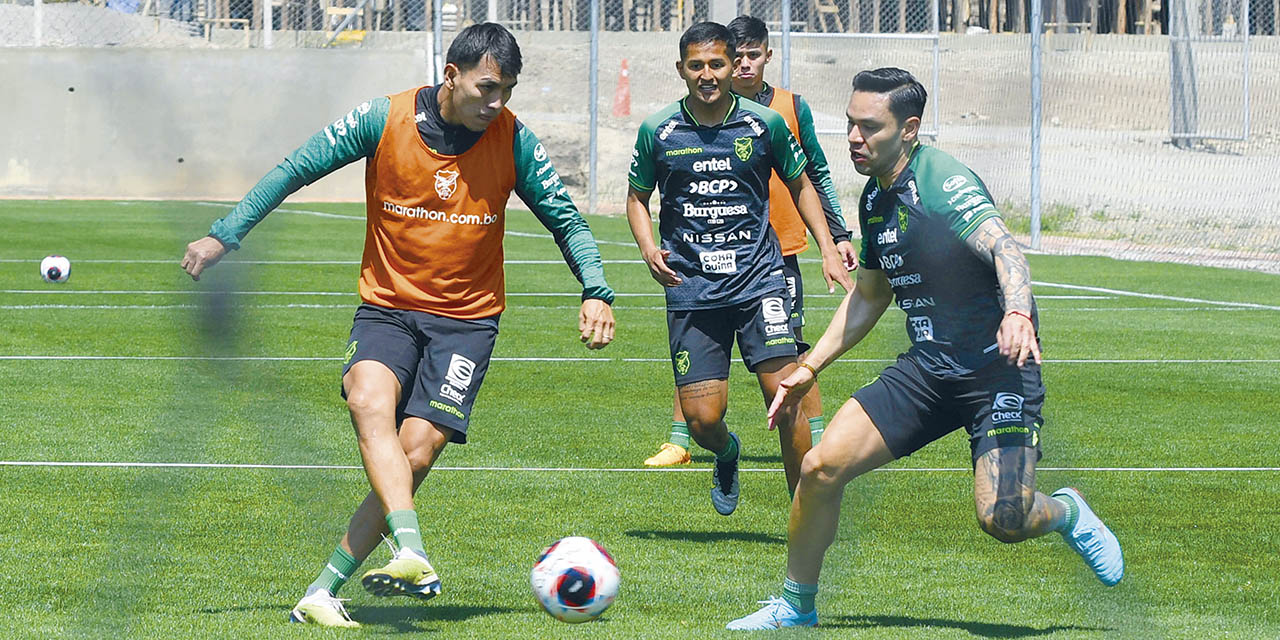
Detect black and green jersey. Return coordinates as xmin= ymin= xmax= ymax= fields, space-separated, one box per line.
xmin=628 ymin=95 xmax=808 ymax=310
xmin=206 ymin=88 xmax=613 ymax=304
xmin=858 ymin=144 xmax=1037 ymax=376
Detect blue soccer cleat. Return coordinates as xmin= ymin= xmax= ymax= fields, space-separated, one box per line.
xmin=1053 ymin=487 xmax=1124 ymax=586
xmin=710 ymin=432 xmax=741 ymax=515
xmin=726 ymin=596 xmax=818 ymax=630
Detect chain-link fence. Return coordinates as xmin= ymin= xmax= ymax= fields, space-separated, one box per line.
xmin=3 ymin=0 xmax=1277 ymax=269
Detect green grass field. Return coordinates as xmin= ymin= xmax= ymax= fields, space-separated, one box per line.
xmin=1 ymin=200 xmax=1278 ymax=639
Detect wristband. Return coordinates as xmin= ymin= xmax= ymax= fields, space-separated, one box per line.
xmin=1005 ymin=310 xmax=1033 ymax=322
xmin=798 ymin=362 xmax=819 ymax=378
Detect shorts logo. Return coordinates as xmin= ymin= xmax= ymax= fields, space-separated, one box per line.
xmin=434 ymin=168 xmax=460 ymax=200
xmin=439 ymin=353 xmax=476 ymax=405
xmin=909 ymin=316 xmax=934 ymax=342
xmin=991 ymin=392 xmax=1025 ymax=424
xmin=897 ymin=205 xmax=909 ymax=232
xmin=761 ymin=297 xmax=788 ymax=325
xmin=734 ymin=137 xmax=754 ymax=162
xmin=343 ymin=340 xmax=358 ymax=365
xmin=674 ymin=350 xmax=691 ymax=376
xmin=785 ymin=276 xmax=797 ymax=300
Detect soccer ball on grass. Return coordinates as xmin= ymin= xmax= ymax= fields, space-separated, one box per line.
xmin=530 ymin=536 xmax=619 ymax=623
xmin=40 ymin=255 xmax=71 ymax=283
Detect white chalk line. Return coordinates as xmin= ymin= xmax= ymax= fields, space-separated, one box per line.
xmin=0 ymin=259 xmax=644 ymax=265
xmin=1 ymin=355 xmax=1276 ymax=364
xmin=0 ymin=461 xmax=1274 ymax=473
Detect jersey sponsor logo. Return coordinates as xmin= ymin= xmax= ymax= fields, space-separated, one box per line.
xmin=867 ymin=215 xmax=883 ymax=224
xmin=876 ymin=228 xmax=898 ymax=245
xmin=888 ymin=273 xmax=922 ymax=287
xmin=947 ymin=185 xmax=982 ymax=205
xmin=325 ymin=104 xmax=369 ymax=145
xmin=942 ymin=175 xmax=969 ymax=192
xmin=743 ymin=114 xmax=765 ymax=136
xmin=898 ymin=296 xmax=935 ymax=310
xmin=991 ymin=392 xmax=1025 ymax=424
xmin=682 ymin=202 xmax=749 ymax=219
xmin=659 ymin=119 xmax=679 ymax=141
xmin=962 ymin=202 xmax=996 ymax=223
xmin=897 ymin=205 xmax=909 ymax=232
xmin=878 ymin=254 xmax=903 ymax=271
xmin=956 ymin=194 xmax=991 ymax=212
xmin=439 ymin=353 xmax=477 ymax=405
xmin=674 ymin=350 xmax=691 ymax=376
xmin=684 ymin=230 xmax=753 ymax=244
xmin=909 ymin=315 xmax=934 ymax=342
xmin=761 ymin=297 xmax=788 ymax=324
xmin=414 ymin=111 xmax=428 ymax=123
xmin=688 ymin=179 xmax=739 ymax=195
xmin=533 ymin=143 xmax=547 ymax=162
xmin=907 ymin=179 xmax=920 ymax=204
xmin=540 ymin=172 xmax=563 ymax=190
xmin=734 ymin=137 xmax=754 ymax=162
xmin=434 ymin=168 xmax=460 ymax=199
xmin=865 ymin=186 xmax=879 ymax=211
xmin=666 ymin=146 xmax=704 ymax=157
xmin=699 ymin=249 xmax=738 ymax=273
xmin=692 ymin=157 xmax=732 ymax=172
xmin=382 ymin=200 xmax=499 ymax=225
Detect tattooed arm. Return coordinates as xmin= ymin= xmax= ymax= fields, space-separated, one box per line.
xmin=964 ymin=217 xmax=1041 ymax=367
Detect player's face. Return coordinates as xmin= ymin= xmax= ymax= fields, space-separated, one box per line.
xmin=732 ymin=41 xmax=771 ymax=92
xmin=846 ymin=90 xmax=918 ymax=179
xmin=678 ymin=41 xmax=736 ymax=107
xmin=444 ymin=55 xmax=518 ymax=132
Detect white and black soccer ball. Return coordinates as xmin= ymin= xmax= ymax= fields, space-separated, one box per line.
xmin=40 ymin=255 xmax=71 ymax=283
xmin=531 ymin=536 xmax=620 ymax=623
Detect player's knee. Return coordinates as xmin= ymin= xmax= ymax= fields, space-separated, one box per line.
xmin=345 ymin=384 xmax=395 ymax=420
xmin=800 ymin=446 xmax=840 ymax=488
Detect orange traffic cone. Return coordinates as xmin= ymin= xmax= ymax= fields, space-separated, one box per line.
xmin=612 ymin=59 xmax=631 ymax=118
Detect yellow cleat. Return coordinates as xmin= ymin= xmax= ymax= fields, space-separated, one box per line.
xmin=289 ymin=590 xmax=360 ymax=628
xmin=644 ymin=442 xmax=691 ymax=467
xmin=361 ymin=548 xmax=442 ymax=600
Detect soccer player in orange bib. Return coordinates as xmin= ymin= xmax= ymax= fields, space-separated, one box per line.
xmin=180 ymin=23 xmax=616 ymax=627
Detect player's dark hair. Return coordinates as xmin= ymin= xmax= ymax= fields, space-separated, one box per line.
xmin=727 ymin=15 xmax=769 ymax=48
xmin=447 ymin=22 xmax=523 ymax=78
xmin=679 ymin=21 xmax=737 ymax=61
xmin=852 ymin=67 xmax=926 ymax=125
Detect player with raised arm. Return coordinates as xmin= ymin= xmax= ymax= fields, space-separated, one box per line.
xmin=627 ymin=22 xmax=853 ymax=514
xmin=643 ymin=15 xmax=856 ymax=467
xmin=179 ymin=23 xmax=616 ymax=628
xmin=727 ymin=68 xmax=1122 ymax=630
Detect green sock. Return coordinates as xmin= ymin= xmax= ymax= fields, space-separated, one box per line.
xmin=669 ymin=421 xmax=690 ymax=449
xmin=1054 ymin=495 xmax=1079 ymax=533
xmin=782 ymin=578 xmax=818 ymax=613
xmin=808 ymin=416 xmax=825 ymax=446
xmin=386 ymin=509 xmax=426 ymax=555
xmin=714 ymin=433 xmax=739 ymax=462
xmin=308 ymin=546 xmax=360 ymax=596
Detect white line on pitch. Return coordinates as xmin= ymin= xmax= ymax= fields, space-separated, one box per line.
xmin=0 ymin=461 xmax=1275 ymax=472
xmin=1033 ymin=280 xmax=1280 ymax=311
xmin=2 ymin=355 xmax=1278 ymax=364
xmin=0 ymin=259 xmax=644 ymax=265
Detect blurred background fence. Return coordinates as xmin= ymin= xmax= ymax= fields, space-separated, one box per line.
xmin=2 ymin=0 xmax=1277 ymax=270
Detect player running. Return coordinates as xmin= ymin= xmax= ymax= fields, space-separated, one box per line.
xmin=643 ymin=15 xmax=856 ymax=468
xmin=627 ymin=22 xmax=853 ymax=514
xmin=179 ymin=23 xmax=616 ymax=628
xmin=727 ymin=68 xmax=1123 ymax=630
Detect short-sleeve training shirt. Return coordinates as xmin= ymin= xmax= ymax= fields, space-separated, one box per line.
xmin=858 ymin=144 xmax=1038 ymax=376
xmin=629 ymin=95 xmax=807 ymax=310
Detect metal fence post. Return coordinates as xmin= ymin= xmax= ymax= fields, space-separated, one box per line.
xmin=34 ymin=0 xmax=43 ymax=47
xmin=433 ymin=0 xmax=445 ymax=84
xmin=589 ymin=0 xmax=599 ymax=214
xmin=263 ymin=0 xmax=274 ymax=48
xmin=781 ymin=0 xmax=791 ymax=90
xmin=1030 ymin=0 xmax=1044 ymax=249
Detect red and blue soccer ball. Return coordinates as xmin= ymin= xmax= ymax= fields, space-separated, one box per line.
xmin=40 ymin=255 xmax=71 ymax=283
xmin=530 ymin=536 xmax=620 ymax=623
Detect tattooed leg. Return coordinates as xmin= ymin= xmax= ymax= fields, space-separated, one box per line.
xmin=974 ymin=446 xmax=1065 ymax=543
xmin=678 ymin=378 xmax=731 ymax=452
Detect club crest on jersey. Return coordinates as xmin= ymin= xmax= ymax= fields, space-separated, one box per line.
xmin=897 ymin=205 xmax=909 ymax=232
xmin=734 ymin=137 xmax=753 ymax=162
xmin=434 ymin=169 xmax=460 ymax=200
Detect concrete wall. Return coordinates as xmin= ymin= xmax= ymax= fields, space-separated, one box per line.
xmin=1 ymin=48 xmax=429 ymax=200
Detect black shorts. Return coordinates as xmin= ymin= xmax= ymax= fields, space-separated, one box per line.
xmin=781 ymin=254 xmax=810 ymax=352
xmin=341 ymin=303 xmax=499 ymax=444
xmin=667 ymin=291 xmax=799 ymax=386
xmin=851 ymin=354 xmax=1045 ymax=464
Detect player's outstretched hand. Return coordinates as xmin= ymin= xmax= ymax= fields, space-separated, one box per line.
xmin=766 ymin=364 xmax=816 ymax=431
xmin=821 ymin=251 xmax=854 ymax=294
xmin=997 ymin=311 xmax=1042 ymax=367
xmin=643 ymin=248 xmax=682 ymax=287
xmin=579 ymin=299 xmax=615 ymax=350
xmin=836 ymin=240 xmax=859 ymax=272
xmin=181 ymin=236 xmax=227 ymax=281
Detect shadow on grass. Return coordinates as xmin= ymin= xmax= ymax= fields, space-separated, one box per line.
xmin=358 ymin=604 xmax=522 ymax=633
xmin=826 ymin=614 xmax=1112 ymax=637
xmin=691 ymin=454 xmax=782 ymax=464
xmin=625 ymin=529 xmax=785 ymax=545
